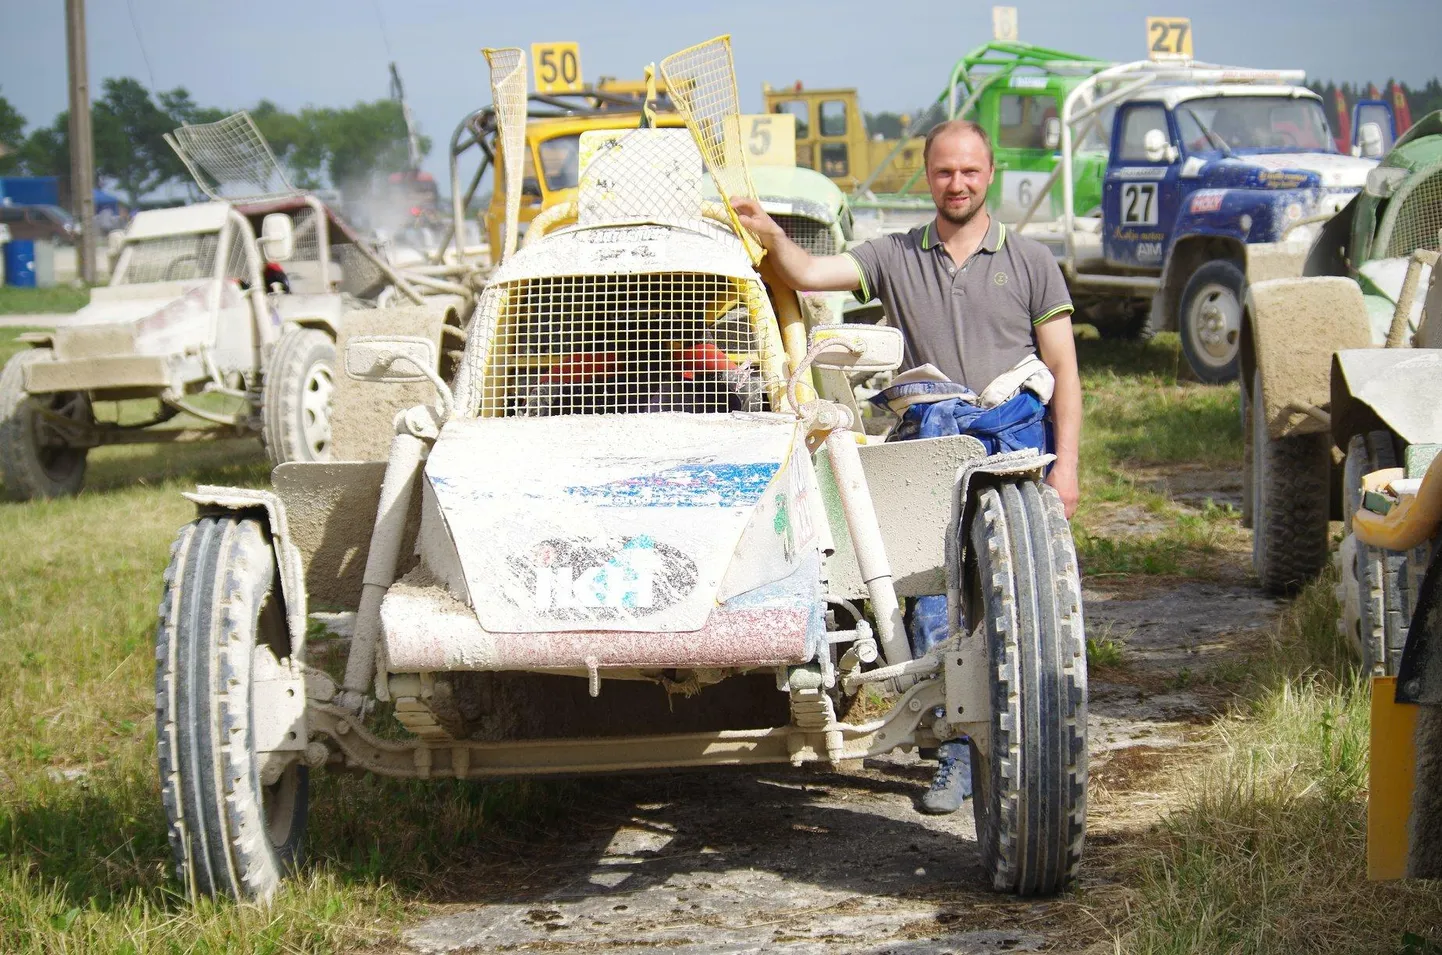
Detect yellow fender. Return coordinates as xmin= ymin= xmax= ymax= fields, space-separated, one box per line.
xmin=1354 ymin=453 xmax=1442 ymax=551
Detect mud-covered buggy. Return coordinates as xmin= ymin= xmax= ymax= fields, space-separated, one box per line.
xmin=0 ymin=112 xmax=470 ymax=500
xmin=154 ymin=41 xmax=1086 ymax=903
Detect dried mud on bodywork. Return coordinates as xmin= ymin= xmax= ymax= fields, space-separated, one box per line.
xmin=370 ymin=462 xmax=1282 ymax=955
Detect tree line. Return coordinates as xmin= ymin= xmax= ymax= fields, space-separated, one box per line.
xmin=0 ymin=77 xmax=427 ymax=203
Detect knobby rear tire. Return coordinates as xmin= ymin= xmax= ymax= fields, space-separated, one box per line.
xmin=0 ymin=349 xmax=90 ymax=500
xmin=1250 ymin=369 xmax=1330 ymax=594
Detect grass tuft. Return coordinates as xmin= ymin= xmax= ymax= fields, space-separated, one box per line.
xmin=1121 ymin=577 xmax=1442 ymax=953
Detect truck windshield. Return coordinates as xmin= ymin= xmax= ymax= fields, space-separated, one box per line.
xmin=117 ymin=233 xmax=220 ymax=285
xmin=1176 ymin=97 xmax=1333 ymax=153
xmin=530 ymin=134 xmax=582 ymax=193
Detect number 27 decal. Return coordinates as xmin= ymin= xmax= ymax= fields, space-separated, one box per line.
xmin=1121 ymin=183 xmax=1159 ymax=226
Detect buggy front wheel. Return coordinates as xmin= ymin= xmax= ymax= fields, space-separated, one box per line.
xmin=963 ymin=481 xmax=1087 ymax=896
xmin=155 ymin=515 xmax=308 ymax=901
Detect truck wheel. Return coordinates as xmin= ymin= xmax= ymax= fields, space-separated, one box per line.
xmin=1250 ymin=369 xmax=1330 ymax=594
xmin=155 ymin=516 xmax=308 ymax=901
xmin=1342 ymin=432 xmax=1405 ymax=674
xmin=262 ymin=328 xmax=335 ymax=465
xmin=0 ymin=349 xmax=91 ymax=500
xmin=964 ymin=480 xmax=1087 ymax=896
xmin=1179 ymin=261 xmax=1245 ymax=384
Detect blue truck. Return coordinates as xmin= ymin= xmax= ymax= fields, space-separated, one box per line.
xmin=1016 ymin=61 xmax=1387 ymax=382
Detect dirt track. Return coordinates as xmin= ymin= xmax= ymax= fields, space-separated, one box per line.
xmin=382 ymin=469 xmax=1278 ymax=954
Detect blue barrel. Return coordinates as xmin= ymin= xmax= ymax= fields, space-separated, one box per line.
xmin=4 ymin=240 xmax=36 ymax=287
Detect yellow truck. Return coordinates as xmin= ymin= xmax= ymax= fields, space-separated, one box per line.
xmin=762 ymin=82 xmax=928 ymax=196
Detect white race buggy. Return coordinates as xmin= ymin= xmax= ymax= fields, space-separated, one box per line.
xmin=154 ymin=41 xmax=1087 ymax=903
xmin=0 ymin=113 xmax=466 ymax=500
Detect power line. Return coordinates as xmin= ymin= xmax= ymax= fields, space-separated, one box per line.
xmin=126 ymin=0 xmax=158 ymax=90
xmin=371 ymin=0 xmax=395 ymax=62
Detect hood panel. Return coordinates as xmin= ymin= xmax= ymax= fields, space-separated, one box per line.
xmin=1235 ymin=152 xmax=1375 ymax=188
xmin=425 ymin=412 xmax=801 ymax=633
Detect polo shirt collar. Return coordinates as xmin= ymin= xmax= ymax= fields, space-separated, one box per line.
xmin=921 ymin=215 xmax=1006 ymax=253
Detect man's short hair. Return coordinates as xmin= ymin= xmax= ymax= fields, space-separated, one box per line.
xmin=923 ymin=119 xmax=994 ymax=167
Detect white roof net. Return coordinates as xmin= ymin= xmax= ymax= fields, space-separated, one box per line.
xmin=165 ymin=111 xmax=298 ymax=202
xmin=659 ymin=36 xmax=763 ymax=264
xmin=484 ymin=47 xmax=528 ymax=263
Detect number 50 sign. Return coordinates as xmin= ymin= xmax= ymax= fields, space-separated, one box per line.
xmin=531 ymin=42 xmax=583 ymax=93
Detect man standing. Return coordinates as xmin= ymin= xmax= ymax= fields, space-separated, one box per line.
xmin=731 ymin=119 xmax=1081 ymax=813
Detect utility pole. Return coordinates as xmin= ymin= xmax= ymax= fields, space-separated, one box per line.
xmin=65 ymin=0 xmax=97 ymax=284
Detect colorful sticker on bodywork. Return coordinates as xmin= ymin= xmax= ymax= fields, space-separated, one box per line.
xmin=565 ymin=462 xmax=779 ymax=508
xmin=508 ymin=535 xmax=698 ymax=618
xmin=1190 ymin=191 xmax=1225 ymax=214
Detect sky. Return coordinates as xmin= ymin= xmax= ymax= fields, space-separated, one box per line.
xmin=1 ymin=0 xmax=1437 ymax=194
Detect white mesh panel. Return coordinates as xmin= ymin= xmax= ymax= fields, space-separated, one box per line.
xmin=118 ymin=234 xmax=219 ymax=285
xmin=659 ymin=37 xmax=762 ymax=263
xmin=459 ymin=272 xmax=782 ymax=418
xmin=166 ymin=111 xmax=297 ymax=202
xmin=1378 ymin=164 xmax=1442 ymax=260
xmin=577 ymin=128 xmax=704 ymax=226
xmin=484 ymin=47 xmax=527 ymax=263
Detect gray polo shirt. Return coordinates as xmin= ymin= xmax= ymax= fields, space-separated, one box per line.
xmin=843 ymin=217 xmax=1073 ymax=393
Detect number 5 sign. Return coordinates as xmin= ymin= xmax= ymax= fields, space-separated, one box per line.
xmin=725 ymin=114 xmax=796 ymax=167
xmin=531 ymin=42 xmax=583 ymax=93
xmin=1145 ymin=17 xmax=1193 ymax=61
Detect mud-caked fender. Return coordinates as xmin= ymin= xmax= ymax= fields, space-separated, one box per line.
xmin=1244 ymin=276 xmax=1371 ymax=439
xmin=182 ymin=485 xmax=309 ymax=657
xmin=1331 ymin=349 xmax=1442 ymax=451
xmin=945 ymin=449 xmax=1055 ymax=600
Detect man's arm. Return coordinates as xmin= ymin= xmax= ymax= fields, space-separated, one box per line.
xmin=731 ymin=197 xmax=863 ymax=292
xmin=1035 ymin=313 xmax=1081 ymax=519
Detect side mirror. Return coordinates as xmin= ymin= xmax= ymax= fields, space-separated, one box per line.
xmin=807 ymin=324 xmax=904 ymax=374
xmin=259 ymin=213 xmax=294 ymax=262
xmin=1143 ymin=128 xmax=1177 ymax=164
xmin=345 ymin=335 xmax=438 ymax=383
xmin=106 ymin=230 xmax=125 ymax=258
xmin=1358 ymin=122 xmax=1385 ymax=159
xmin=1044 ymin=117 xmax=1061 ymax=150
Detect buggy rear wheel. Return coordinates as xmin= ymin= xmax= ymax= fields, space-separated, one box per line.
xmin=155 ymin=515 xmax=308 ymax=901
xmin=1249 ymin=369 xmax=1330 ymax=594
xmin=0 ymin=349 xmax=91 ymax=500
xmin=1342 ymin=431 xmax=1405 ymax=674
xmin=262 ymin=327 xmax=335 ymax=465
xmin=964 ymin=481 xmax=1087 ymax=895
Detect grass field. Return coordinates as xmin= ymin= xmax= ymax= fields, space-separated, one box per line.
xmin=0 ymin=286 xmax=90 ymax=316
xmin=1 ymin=328 xmax=1439 ymax=952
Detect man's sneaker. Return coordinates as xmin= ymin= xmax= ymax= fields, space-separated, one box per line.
xmin=920 ymin=740 xmax=973 ymax=815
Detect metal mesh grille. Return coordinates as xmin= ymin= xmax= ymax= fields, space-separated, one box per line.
xmin=460 ymin=272 xmax=781 ymax=418
xmin=577 ymin=128 xmax=705 ymax=226
xmin=774 ymin=214 xmax=837 ymax=256
xmin=223 ymin=230 xmax=251 ymax=283
xmin=335 ymin=243 xmax=386 ymax=298
xmin=484 ymin=47 xmax=527 ymax=263
xmin=166 ymin=111 xmax=297 ymax=202
xmin=659 ymin=37 xmax=762 ymax=263
xmin=290 ymin=207 xmax=322 ymax=263
xmin=118 ymin=234 xmax=219 ymax=285
xmin=1379 ymin=164 xmax=1442 ymax=260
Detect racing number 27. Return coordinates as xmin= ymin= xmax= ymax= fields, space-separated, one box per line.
xmin=1121 ymin=183 xmax=1158 ymax=226
xmin=1149 ymin=19 xmax=1190 ymax=55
